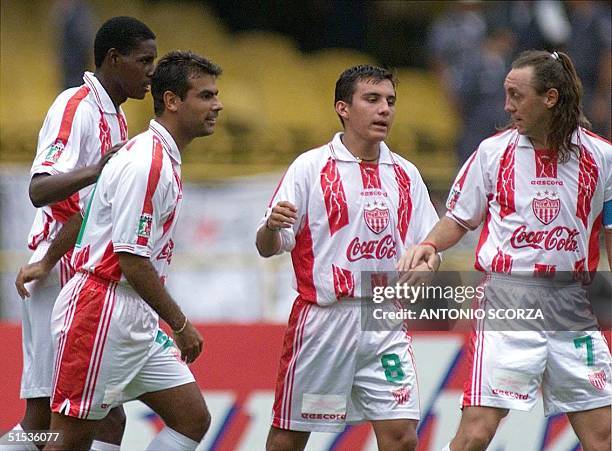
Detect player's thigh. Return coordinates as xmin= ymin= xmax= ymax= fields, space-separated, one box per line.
xmin=21 ymin=397 xmax=52 ymax=431
xmin=47 ymin=412 xmax=99 ymax=450
xmin=94 ymin=406 xmax=126 ymax=445
xmin=266 ymin=426 xmax=310 ymax=451
xmin=137 ymin=382 xmax=209 ymax=432
xmin=567 ymin=406 xmax=611 ymax=450
xmin=455 ymin=406 xmax=508 ymax=439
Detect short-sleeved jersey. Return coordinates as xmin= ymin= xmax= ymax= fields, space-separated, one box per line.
xmin=446 ymin=127 xmax=612 ymax=275
xmin=27 ymin=72 xmax=129 ymax=250
xmin=260 ymin=133 xmax=439 ymax=306
xmin=71 ymin=120 xmax=182 ymax=287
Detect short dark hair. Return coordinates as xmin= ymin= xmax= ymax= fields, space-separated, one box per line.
xmin=94 ymin=16 xmax=156 ymax=68
xmin=334 ymin=65 xmax=396 ymax=125
xmin=152 ymin=51 xmax=223 ymax=116
xmin=509 ymin=50 xmax=590 ymax=161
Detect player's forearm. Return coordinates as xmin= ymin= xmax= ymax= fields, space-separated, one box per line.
xmin=41 ymin=213 xmax=83 ymax=268
xmin=422 ymin=216 xmax=468 ymax=252
xmin=256 ymin=226 xmax=282 ymax=258
xmin=117 ymin=253 xmax=186 ymax=331
xmin=29 ymin=166 xmax=99 ymax=207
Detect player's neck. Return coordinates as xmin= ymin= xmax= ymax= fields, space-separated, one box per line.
xmin=94 ymin=70 xmax=127 ymax=110
xmin=340 ymin=132 xmax=380 ymax=162
xmin=528 ymin=131 xmax=549 ymax=150
xmin=155 ymin=117 xmax=191 ymax=152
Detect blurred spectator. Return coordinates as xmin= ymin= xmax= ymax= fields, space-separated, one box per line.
xmin=426 ymin=0 xmax=487 ymax=112
xmin=455 ymin=25 xmax=515 ymax=165
xmin=488 ymin=0 xmax=570 ymax=53
xmin=565 ymin=0 xmax=611 ymax=140
xmin=53 ymin=0 xmax=96 ymax=89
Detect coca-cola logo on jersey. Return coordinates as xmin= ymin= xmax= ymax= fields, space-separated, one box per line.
xmin=346 ymin=235 xmax=397 ymax=262
xmin=510 ymin=225 xmax=579 ymax=251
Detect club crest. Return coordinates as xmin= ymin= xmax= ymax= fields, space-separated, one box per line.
xmin=532 ymin=193 xmax=560 ymax=225
xmin=588 ymin=369 xmax=607 ymax=391
xmin=364 ymin=201 xmax=389 ymax=234
xmin=392 ymin=387 xmax=410 ymax=405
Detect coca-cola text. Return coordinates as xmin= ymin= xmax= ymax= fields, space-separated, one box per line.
xmin=346 ymin=235 xmax=397 ymax=262
xmin=510 ymin=225 xmax=579 ymax=251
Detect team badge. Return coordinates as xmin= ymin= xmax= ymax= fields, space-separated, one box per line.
xmin=44 ymin=140 xmax=65 ymax=164
xmin=138 ymin=213 xmax=153 ymax=238
xmin=364 ymin=201 xmax=390 ymax=234
xmin=588 ymin=369 xmax=607 ymax=391
xmin=532 ymin=192 xmax=560 ymax=225
xmin=447 ymin=183 xmax=461 ymax=210
xmin=391 ymin=387 xmax=410 ymax=405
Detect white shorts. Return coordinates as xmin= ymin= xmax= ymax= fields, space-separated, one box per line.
xmin=463 ymin=275 xmax=612 ymax=416
xmin=50 ymin=272 xmax=194 ymax=420
xmin=20 ymin=241 xmax=74 ymax=399
xmin=272 ymin=297 xmax=420 ymax=433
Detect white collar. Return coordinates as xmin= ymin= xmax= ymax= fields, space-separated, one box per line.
xmin=516 ymin=129 xmax=580 ymax=149
xmin=328 ymin=132 xmax=394 ymax=164
xmin=83 ymin=72 xmax=122 ymax=115
xmin=149 ymin=119 xmax=182 ymax=165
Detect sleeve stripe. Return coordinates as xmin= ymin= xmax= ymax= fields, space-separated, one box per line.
xmin=445 ymin=211 xmax=474 ymax=230
xmin=136 ymin=137 xmax=164 ymax=246
xmin=56 ymin=86 xmax=90 ymax=146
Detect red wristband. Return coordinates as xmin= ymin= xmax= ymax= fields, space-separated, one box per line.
xmin=420 ymin=241 xmax=438 ymax=253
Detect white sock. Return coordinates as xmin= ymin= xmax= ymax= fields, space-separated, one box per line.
xmin=90 ymin=439 xmax=121 ymax=451
xmin=0 ymin=424 xmax=39 ymax=451
xmin=145 ymin=426 xmax=199 ymax=451
xmin=441 ymin=443 xmax=451 ymax=451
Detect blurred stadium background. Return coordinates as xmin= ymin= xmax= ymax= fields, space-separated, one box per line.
xmin=0 ymin=1 xmax=610 ymax=449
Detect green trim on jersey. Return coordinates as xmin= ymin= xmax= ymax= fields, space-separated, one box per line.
xmin=75 ymin=183 xmax=98 ymax=248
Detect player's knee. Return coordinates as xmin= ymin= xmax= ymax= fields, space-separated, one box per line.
xmin=461 ymin=427 xmax=495 ymax=450
xmin=396 ymin=430 xmax=418 ymax=451
xmin=201 ymin=409 xmax=212 ymax=436
xmin=184 ymin=405 xmax=211 ymax=441
xmin=582 ymin=427 xmax=611 ymax=451
xmin=266 ymin=429 xmax=305 ymax=451
xmin=383 ymin=428 xmax=418 ymax=451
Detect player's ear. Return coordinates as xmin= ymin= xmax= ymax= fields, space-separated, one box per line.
xmin=335 ymin=100 xmax=349 ymax=122
xmin=544 ymin=88 xmax=559 ymax=109
xmin=105 ymin=48 xmax=121 ymax=67
xmin=163 ymin=90 xmax=180 ymax=113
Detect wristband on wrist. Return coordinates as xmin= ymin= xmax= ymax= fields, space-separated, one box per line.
xmin=420 ymin=241 xmax=438 ymax=253
xmin=173 ymin=317 xmax=188 ymax=334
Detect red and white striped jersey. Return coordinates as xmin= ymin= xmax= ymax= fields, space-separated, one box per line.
xmin=71 ymin=120 xmax=182 ymax=287
xmin=446 ymin=127 xmax=612 ymax=275
xmin=261 ymin=133 xmax=439 ymax=306
xmin=27 ymin=72 xmax=129 ymax=250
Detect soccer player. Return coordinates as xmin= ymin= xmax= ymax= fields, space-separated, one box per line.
xmin=43 ymin=50 xmax=222 ymax=451
xmin=406 ymin=50 xmax=612 ymax=450
xmin=3 ymin=17 xmax=156 ymax=451
xmin=256 ymin=65 xmax=440 ymax=451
